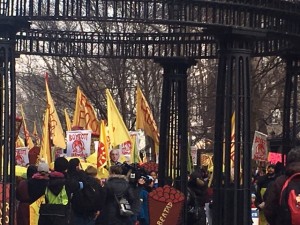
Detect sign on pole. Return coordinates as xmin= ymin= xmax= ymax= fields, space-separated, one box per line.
xmin=15 ymin=147 xmax=29 ymax=166
xmin=66 ymin=130 xmax=92 ymax=158
xmin=252 ymin=131 xmax=268 ymax=161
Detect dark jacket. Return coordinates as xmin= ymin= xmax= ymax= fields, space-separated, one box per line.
xmin=16 ymin=179 xmax=31 ymax=225
xmin=264 ymin=162 xmax=300 ymax=225
xmin=97 ymin=174 xmax=141 ymax=225
xmin=28 ymin=172 xmax=49 ymax=203
xmin=28 ymin=171 xmax=81 ymax=203
xmin=71 ymin=171 xmax=105 ymax=217
xmin=255 ymin=173 xmax=277 ymax=205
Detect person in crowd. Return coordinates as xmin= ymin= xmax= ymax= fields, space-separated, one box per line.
xmin=264 ymin=147 xmax=300 ymax=225
xmin=96 ymin=165 xmax=141 ymax=225
xmin=187 ymin=169 xmax=208 ymax=225
xmin=255 ymin=164 xmax=277 ymax=225
xmin=68 ymin=159 xmax=104 ymax=225
xmin=149 ymin=171 xmax=158 ymax=188
xmin=16 ymin=165 xmax=37 ymax=225
xmin=136 ymin=176 xmax=150 ymax=225
xmin=28 ymin=159 xmax=50 ymax=203
xmin=109 ymin=149 xmax=122 ymax=166
xmin=144 ymin=175 xmax=155 ymax=193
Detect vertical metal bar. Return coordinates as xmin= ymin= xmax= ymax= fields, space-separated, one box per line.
xmin=282 ymin=56 xmax=292 ymax=157
xmin=243 ymin=55 xmax=251 ymax=225
xmin=212 ymin=44 xmax=227 ymax=225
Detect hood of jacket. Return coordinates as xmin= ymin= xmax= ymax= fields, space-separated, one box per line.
xmin=285 ymin=162 xmax=300 ymax=176
xmin=48 ymin=171 xmax=66 ymax=196
xmin=106 ymin=174 xmax=129 ymax=197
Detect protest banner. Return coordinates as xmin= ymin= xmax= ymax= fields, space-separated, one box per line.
xmin=190 ymin=146 xmax=197 ymax=165
xmin=15 ymin=147 xmax=29 ymax=166
xmin=251 ymin=208 xmax=259 ymax=225
xmin=268 ymin=152 xmax=285 ymax=164
xmin=148 ymin=185 xmax=185 ymax=225
xmin=0 ymin=183 xmax=10 ymax=225
xmin=66 ymin=130 xmax=92 ymax=158
xmin=252 ymin=131 xmax=268 ymax=161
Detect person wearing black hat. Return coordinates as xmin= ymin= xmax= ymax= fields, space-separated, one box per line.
xmin=255 ymin=164 xmax=277 ymax=225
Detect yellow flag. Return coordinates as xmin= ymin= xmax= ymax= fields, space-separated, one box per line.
xmin=64 ymin=109 xmax=72 ymax=131
xmin=20 ymin=105 xmax=34 ymax=149
xmin=16 ymin=136 xmax=25 ymax=148
xmin=130 ymin=135 xmax=141 ymax=164
xmin=106 ymin=89 xmax=131 ymax=147
xmin=230 ymin=112 xmax=235 ymax=168
xmin=98 ymin=120 xmax=109 ymax=168
xmin=32 ymin=121 xmax=40 ymax=145
xmin=30 ymin=195 xmax=45 ymax=225
xmin=136 ymin=86 xmax=159 ymax=153
xmin=40 ymin=108 xmax=51 ymax=164
xmin=46 ymin=81 xmax=66 ymax=149
xmin=221 ymin=112 xmax=236 ymax=165
xmin=72 ymin=87 xmax=100 ymax=135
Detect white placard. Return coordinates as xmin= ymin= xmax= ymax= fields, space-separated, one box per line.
xmin=16 ymin=147 xmax=29 ymax=166
xmin=252 ymin=131 xmax=268 ymax=162
xmin=66 ymin=130 xmax=92 ymax=158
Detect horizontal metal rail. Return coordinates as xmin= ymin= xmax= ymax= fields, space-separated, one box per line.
xmin=3 ymin=0 xmax=300 ymax=39
xmin=15 ymin=29 xmax=294 ymax=58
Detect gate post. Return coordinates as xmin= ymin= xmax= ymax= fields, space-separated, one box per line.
xmin=212 ymin=33 xmax=253 ymax=225
xmin=155 ymin=57 xmax=196 ymax=225
xmin=0 ymin=17 xmax=29 ymax=225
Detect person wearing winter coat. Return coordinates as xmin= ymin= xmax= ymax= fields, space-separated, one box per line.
xmin=187 ymin=169 xmax=208 ymax=225
xmin=68 ymin=159 xmax=105 ymax=225
xmin=96 ymin=165 xmax=141 ymax=225
xmin=16 ymin=165 xmax=37 ymax=225
xmin=28 ymin=157 xmax=82 ymax=225
xmin=264 ymin=147 xmax=300 ymax=225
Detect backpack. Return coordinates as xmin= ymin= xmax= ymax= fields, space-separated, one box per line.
xmin=114 ymin=193 xmax=134 ymax=217
xmin=71 ymin=179 xmax=99 ymax=215
xmin=39 ymin=185 xmax=70 ymax=225
xmin=280 ymin=172 xmax=300 ymax=225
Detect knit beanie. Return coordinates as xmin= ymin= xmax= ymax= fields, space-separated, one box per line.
xmin=38 ymin=159 xmax=49 ymax=173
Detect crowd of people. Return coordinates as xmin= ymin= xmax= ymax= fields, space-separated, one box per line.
xmin=18 ymin=146 xmax=300 ymax=225
xmin=251 ymin=146 xmax=300 ymax=225
xmin=15 ymin=156 xmax=212 ymax=225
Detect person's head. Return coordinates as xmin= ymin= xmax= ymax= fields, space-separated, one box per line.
xmin=37 ymin=159 xmax=49 ymax=175
xmin=109 ymin=165 xmax=123 ymax=175
xmin=150 ymin=171 xmax=157 ymax=180
xmin=27 ymin=165 xmax=38 ymax=179
xmin=267 ymin=164 xmax=275 ymax=175
xmin=109 ymin=149 xmax=120 ymax=163
xmin=68 ymin=158 xmax=82 ymax=174
xmin=287 ymin=146 xmax=300 ymax=165
xmin=85 ymin=165 xmax=97 ymax=178
xmin=54 ymin=157 xmax=69 ymax=173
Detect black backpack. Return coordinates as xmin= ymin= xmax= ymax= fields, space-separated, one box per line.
xmin=71 ymin=178 xmax=99 ymax=215
xmin=280 ymin=172 xmax=300 ymax=225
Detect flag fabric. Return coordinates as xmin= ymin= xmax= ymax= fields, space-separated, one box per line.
xmin=229 ymin=111 xmax=235 ymax=168
xmin=72 ymin=87 xmax=100 ymax=135
xmin=136 ymin=86 xmax=159 ymax=153
xmin=40 ymin=108 xmax=51 ymax=164
xmin=30 ymin=195 xmax=45 ymax=225
xmin=45 ymin=80 xmax=66 ymax=149
xmin=131 ymin=135 xmax=141 ymax=164
xmin=16 ymin=136 xmax=25 ymax=148
xmin=106 ymin=89 xmax=131 ymax=147
xmin=64 ymin=109 xmax=72 ymax=131
xmin=20 ymin=105 xmax=34 ymax=149
xmin=32 ymin=121 xmax=40 ymax=145
xmin=97 ymin=120 xmax=109 ymax=168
